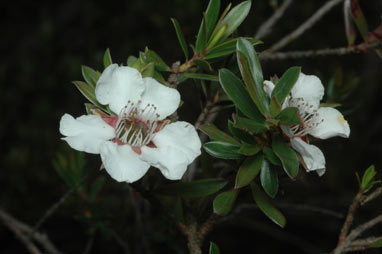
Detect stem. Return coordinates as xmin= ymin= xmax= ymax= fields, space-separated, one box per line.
xmin=178 ymin=214 xmax=219 ymax=254
xmin=0 ymin=208 xmax=63 ymax=254
xmin=260 ymin=42 xmax=382 ymax=60
xmin=336 ymin=191 xmax=362 ymax=248
xmin=266 ymin=0 xmax=344 ymax=53
xmin=254 ymin=0 xmax=294 ymax=40
xmin=30 ymin=173 xmax=89 ymax=237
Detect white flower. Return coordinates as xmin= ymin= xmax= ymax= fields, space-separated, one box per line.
xmin=60 ymin=64 xmax=201 ymax=182
xmin=264 ymin=73 xmax=350 ymax=176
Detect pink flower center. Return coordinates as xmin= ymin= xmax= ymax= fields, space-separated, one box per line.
xmin=103 ymin=100 xmax=162 ymax=154
xmin=287 ymin=97 xmax=324 ymax=138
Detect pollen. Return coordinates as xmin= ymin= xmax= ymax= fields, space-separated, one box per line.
xmin=337 ymin=115 xmax=348 ymax=126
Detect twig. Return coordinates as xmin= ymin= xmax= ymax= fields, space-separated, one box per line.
xmin=344 ymin=236 xmax=382 ymax=252
xmin=266 ymin=0 xmax=344 ymax=53
xmin=199 ymin=213 xmax=219 ymax=239
xmin=194 ymin=101 xmax=219 ymax=129
xmin=109 ymin=228 xmax=131 ymax=254
xmin=260 ymin=42 xmax=382 ymax=60
xmin=254 ymin=0 xmax=294 ymax=40
xmin=336 ymin=191 xmax=362 ymax=249
xmin=30 ymin=173 xmax=89 ymax=237
xmin=346 ymin=215 xmax=382 ymax=243
xmin=0 ymin=208 xmax=63 ymax=254
xmin=0 ymin=209 xmax=41 ymax=254
xmin=178 ymin=214 xmax=219 ymax=254
xmin=82 ymin=233 xmax=95 ymax=254
xmin=334 ymin=215 xmax=382 ymax=254
xmin=178 ymin=222 xmax=202 ymax=254
xmin=360 ymin=187 xmax=382 ymax=206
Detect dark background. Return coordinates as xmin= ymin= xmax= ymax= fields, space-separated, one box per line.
xmin=0 ymin=0 xmax=381 ymax=253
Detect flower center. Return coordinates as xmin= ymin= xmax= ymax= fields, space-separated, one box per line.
xmin=287 ymin=97 xmax=324 ymax=138
xmin=114 ymin=100 xmax=160 ymax=148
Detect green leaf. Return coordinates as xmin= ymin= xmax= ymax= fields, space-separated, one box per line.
xmin=157 ymin=178 xmax=228 ymax=198
xmin=213 ymin=189 xmax=238 ymax=216
xmin=235 ymin=154 xmax=263 ymax=189
xmin=141 ymin=63 xmax=155 ymax=78
xmin=361 ymin=165 xmax=376 ymax=187
xmin=272 ymin=134 xmax=299 ymax=179
xmin=228 ymin=120 xmax=256 ymax=144
xmin=204 ymin=141 xmax=243 ymax=160
xmin=211 ymin=1 xmax=252 ymax=44
xmin=237 ymin=38 xmax=269 ymax=116
xmin=182 ymin=72 xmax=218 ymax=81
xmin=277 ymin=107 xmax=301 ymax=125
xmin=233 ymin=114 xmax=268 ymax=134
xmin=204 ymin=0 xmax=221 ymax=39
xmin=199 ymin=124 xmax=240 ymax=145
xmin=73 ymin=81 xmax=103 ymax=109
xmin=171 ymin=18 xmax=189 ymax=60
xmin=361 ymin=165 xmax=376 ymax=193
xmin=251 ymin=183 xmax=286 ymax=228
xmin=218 ymin=68 xmax=263 ymax=121
xmin=103 ymin=48 xmax=112 ymax=68
xmin=350 ymin=0 xmax=369 ymax=41
xmin=205 ymin=38 xmax=261 ymax=60
xmin=193 ymin=58 xmax=213 ymax=72
xmin=127 ymin=55 xmax=138 ymax=67
xmin=263 ymin=146 xmax=282 ymax=167
xmin=270 ymin=67 xmax=301 ymax=116
xmin=144 ymin=48 xmax=170 ymax=71
xmin=370 ymin=239 xmax=382 ymax=248
xmin=209 ymin=242 xmax=220 ymax=254
xmin=81 ymin=65 xmax=101 ymax=88
xmin=238 ymin=143 xmax=260 ymax=156
xmin=260 ymin=160 xmax=278 ymax=198
xmin=89 ymin=177 xmax=105 ymax=202
xmin=195 ymin=13 xmax=208 ymax=53
xmin=152 ymin=70 xmax=168 ymax=86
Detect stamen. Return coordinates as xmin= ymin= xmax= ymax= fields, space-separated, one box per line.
xmin=287 ymin=96 xmax=323 ymax=138
xmin=113 ymin=101 xmax=160 ymax=148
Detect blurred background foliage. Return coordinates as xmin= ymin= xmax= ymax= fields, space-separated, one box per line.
xmin=0 ymin=0 xmax=381 ymax=253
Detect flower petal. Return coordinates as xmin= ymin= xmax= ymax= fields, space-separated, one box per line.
xmin=309 ymin=107 xmax=350 ymax=139
xmin=59 ymin=114 xmax=115 ymax=154
xmin=140 ymin=146 xmax=190 ymax=180
xmin=95 ymin=64 xmax=145 ymax=114
xmin=140 ymin=77 xmax=180 ymax=120
xmin=263 ymin=80 xmax=275 ymax=98
xmin=140 ymin=121 xmax=201 ymax=180
xmin=290 ymin=137 xmax=326 ymax=175
xmin=100 ymin=142 xmax=150 ymax=183
xmin=291 ymin=73 xmax=324 ymax=109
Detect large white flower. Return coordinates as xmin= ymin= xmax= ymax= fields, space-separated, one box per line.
xmin=264 ymin=73 xmax=350 ymax=176
xmin=60 ymin=64 xmax=201 ymax=182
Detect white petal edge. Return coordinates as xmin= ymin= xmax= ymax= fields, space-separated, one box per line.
xmin=100 ymin=142 xmax=150 ymax=183
xmin=290 ymin=137 xmax=326 ymax=176
xmin=308 ymin=107 xmax=350 ymax=139
xmin=95 ymin=64 xmax=145 ymax=114
xmin=139 ymin=77 xmax=180 ymax=120
xmin=290 ymin=73 xmax=324 ymax=109
xmin=59 ymin=114 xmax=115 ymax=154
xmin=140 ymin=121 xmax=201 ymax=180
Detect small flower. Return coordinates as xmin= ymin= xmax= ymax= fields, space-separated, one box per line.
xmin=264 ymin=73 xmax=350 ymax=176
xmin=60 ymin=64 xmax=201 ymax=182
